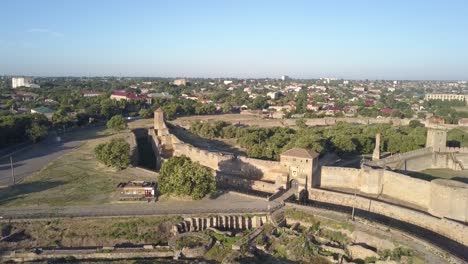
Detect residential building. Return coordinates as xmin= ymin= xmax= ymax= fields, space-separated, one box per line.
xmin=424 ymin=93 xmax=468 ymax=103
xmin=173 ymin=79 xmax=187 ymax=86
xmin=31 ymin=106 xmax=54 ymax=119
xmin=82 ymin=91 xmax=103 ymax=97
xmin=110 ymin=90 xmax=152 ymax=104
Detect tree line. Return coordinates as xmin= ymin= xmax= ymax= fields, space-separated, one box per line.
xmin=188 ymin=120 xmax=461 ymax=161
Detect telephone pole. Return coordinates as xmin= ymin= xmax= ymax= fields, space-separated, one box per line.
xmin=10 ymin=156 xmax=15 ymax=185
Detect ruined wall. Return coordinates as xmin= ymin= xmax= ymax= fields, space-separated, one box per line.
xmin=173 ymin=214 xmax=269 ymax=234
xmin=307 ymin=189 xmax=468 ymax=246
xmin=429 ymin=179 xmax=468 ymax=222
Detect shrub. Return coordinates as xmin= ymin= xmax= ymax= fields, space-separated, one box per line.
xmin=94 ymin=138 xmax=130 ymax=169
xmin=106 ymin=115 xmax=127 ymax=131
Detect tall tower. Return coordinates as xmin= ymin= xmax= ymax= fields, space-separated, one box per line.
xmin=426 ymin=126 xmax=447 ymax=151
xmin=372 ymin=133 xmax=381 ymax=160
xmin=153 ymin=108 xmax=169 ymax=137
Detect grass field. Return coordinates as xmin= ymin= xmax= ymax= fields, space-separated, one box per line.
xmin=0 ymin=128 xmax=156 ymax=207
xmin=408 ymin=168 xmax=468 ymax=184
xmin=0 ymin=216 xmax=180 ymax=249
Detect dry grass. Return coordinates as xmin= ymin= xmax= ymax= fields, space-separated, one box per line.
xmin=0 ymin=216 xmax=180 ymax=250
xmin=0 ymin=128 xmax=156 ymax=207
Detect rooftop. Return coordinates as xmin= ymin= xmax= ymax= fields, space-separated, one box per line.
xmin=281 ymin=148 xmax=319 ymax=159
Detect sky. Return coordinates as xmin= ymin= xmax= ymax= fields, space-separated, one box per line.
xmin=1 ymin=0 xmax=468 ymax=80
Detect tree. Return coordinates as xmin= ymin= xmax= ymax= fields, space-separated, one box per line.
xmin=139 ymin=108 xmax=152 ymax=118
xmin=107 ymin=115 xmax=127 ymax=131
xmin=158 ymin=156 xmax=215 ymax=200
xmin=94 ymin=138 xmax=130 ymax=169
xmin=26 ymin=123 xmax=48 ymax=142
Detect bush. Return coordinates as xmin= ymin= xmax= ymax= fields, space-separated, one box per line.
xmin=107 ymin=115 xmax=127 ymax=131
xmin=94 ymin=138 xmax=130 ymax=169
xmin=158 ymin=156 xmax=215 ymax=200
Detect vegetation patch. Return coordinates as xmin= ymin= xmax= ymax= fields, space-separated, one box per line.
xmin=158 ymin=156 xmax=215 ymax=200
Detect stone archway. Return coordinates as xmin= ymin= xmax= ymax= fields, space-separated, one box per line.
xmin=289 ymin=179 xmax=299 ymax=190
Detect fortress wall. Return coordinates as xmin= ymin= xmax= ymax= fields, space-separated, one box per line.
xmin=238 ymin=157 xmax=282 ymax=180
xmin=429 ymin=180 xmax=468 ymax=223
xmin=298 ymin=117 xmax=412 ymax=127
xmin=367 ymin=147 xmax=433 ymax=168
xmin=320 ymin=166 xmax=361 ymax=189
xmin=217 ymin=173 xmax=279 ymax=193
xmin=148 ymin=129 xmax=161 ymax=169
xmin=381 ymin=170 xmax=430 ymax=209
xmin=172 ymin=142 xmax=233 ymax=171
xmin=321 ymin=167 xmax=430 ymax=209
xmin=127 ymin=131 xmax=139 ymax=166
xmin=308 ymin=189 xmax=468 ymax=246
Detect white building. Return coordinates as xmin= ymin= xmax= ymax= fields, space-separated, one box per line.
xmin=224 ymin=80 xmax=233 ymax=85
xmin=173 ymin=79 xmax=187 ymax=86
xmin=424 ymin=93 xmax=468 ymax=103
xmin=281 ymin=75 xmax=290 ymax=81
xmin=267 ymin=91 xmax=280 ymax=99
xmin=12 ymin=77 xmax=33 ymax=88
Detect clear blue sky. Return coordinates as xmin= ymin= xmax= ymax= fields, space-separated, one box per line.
xmin=1 ymin=0 xmax=467 ymax=80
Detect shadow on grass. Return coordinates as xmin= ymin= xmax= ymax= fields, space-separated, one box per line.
xmin=405 ymin=171 xmax=437 ymax=181
xmin=406 ymin=171 xmax=468 ymax=184
xmin=0 ymin=180 xmax=64 ymax=206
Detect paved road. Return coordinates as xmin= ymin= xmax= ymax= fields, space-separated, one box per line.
xmin=0 ymin=192 xmax=276 ymax=219
xmin=0 ymin=125 xmax=108 ymax=187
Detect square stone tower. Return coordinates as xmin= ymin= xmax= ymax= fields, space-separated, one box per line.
xmin=280 ymin=148 xmax=319 ymax=192
xmin=426 ymin=127 xmax=447 ymax=151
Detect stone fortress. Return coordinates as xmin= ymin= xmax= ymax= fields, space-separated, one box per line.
xmin=148 ymin=109 xmax=468 ymax=247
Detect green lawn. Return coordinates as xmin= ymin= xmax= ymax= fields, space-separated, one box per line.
xmin=0 ymin=128 xmax=156 ymax=207
xmin=407 ymin=168 xmax=468 ymax=184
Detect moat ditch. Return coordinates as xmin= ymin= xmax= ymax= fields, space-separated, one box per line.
xmin=133 ymin=128 xmax=157 ymax=170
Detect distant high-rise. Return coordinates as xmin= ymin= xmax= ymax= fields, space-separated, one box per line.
xmin=12 ymin=77 xmax=31 ymax=88
xmin=281 ymin=75 xmax=290 ymax=81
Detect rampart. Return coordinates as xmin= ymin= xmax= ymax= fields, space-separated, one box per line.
xmin=300 ymin=117 xmax=412 ymax=127
xmin=307 ymin=188 xmax=468 ymax=246
xmin=127 ymin=130 xmax=139 ymax=166
xmin=366 ymin=147 xmax=468 ymax=171
xmin=320 ymin=165 xmax=468 ymax=222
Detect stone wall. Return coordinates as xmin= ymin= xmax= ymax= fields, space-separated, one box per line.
xmin=173 ymin=214 xmax=269 ymax=234
xmin=300 ymin=117 xmax=412 ymax=127
xmin=217 ymin=173 xmax=280 ymax=193
xmin=381 ymin=170 xmax=431 ymax=209
xmin=320 ymin=167 xmax=361 ymax=189
xmin=307 ymin=189 xmax=468 ymax=246
xmin=148 ymin=128 xmax=161 ymax=170
xmin=127 ymin=131 xmax=139 ymax=166
xmin=429 ymin=179 xmax=468 ymax=222
xmin=366 ymin=147 xmax=468 ymax=171
xmin=320 ymin=165 xmax=468 ymax=222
